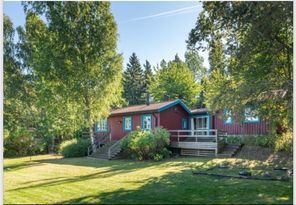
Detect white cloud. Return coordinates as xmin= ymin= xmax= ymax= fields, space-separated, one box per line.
xmin=123 ymin=4 xmax=202 ymax=23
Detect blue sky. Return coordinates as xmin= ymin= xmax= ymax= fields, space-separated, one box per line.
xmin=4 ymin=1 xmax=209 ymax=69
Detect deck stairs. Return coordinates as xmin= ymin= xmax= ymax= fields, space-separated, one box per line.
xmin=180 ymin=144 xmax=242 ymax=157
xmin=89 ymin=140 xmax=121 ymax=159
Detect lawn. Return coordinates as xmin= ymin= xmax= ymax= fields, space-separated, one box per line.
xmin=4 ymin=153 xmax=292 ymax=204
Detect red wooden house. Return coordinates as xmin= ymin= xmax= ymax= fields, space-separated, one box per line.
xmin=93 ymin=99 xmax=268 ymax=158
xmin=95 ymin=99 xmax=268 ymax=139
xmin=95 ymin=100 xmax=190 ymax=140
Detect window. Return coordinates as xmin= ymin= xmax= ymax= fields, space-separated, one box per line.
xmin=123 ymin=116 xmax=132 ymax=131
xmin=244 ymin=107 xmax=259 ymax=122
xmin=96 ymin=119 xmax=108 ymax=132
xmin=182 ymin=118 xmax=187 ymax=129
xmin=224 ymin=109 xmax=232 ymax=124
xmin=141 ymin=115 xmax=152 ymax=130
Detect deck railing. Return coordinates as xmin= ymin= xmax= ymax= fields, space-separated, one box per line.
xmin=168 ymin=129 xmax=218 ymax=155
xmin=107 ymin=135 xmax=126 ymax=159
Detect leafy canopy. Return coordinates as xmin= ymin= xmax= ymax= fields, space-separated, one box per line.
xmin=188 ymin=1 xmax=292 ymax=131
xmin=149 ymin=61 xmax=201 ymax=107
xmin=21 ymin=2 xmax=123 ymax=145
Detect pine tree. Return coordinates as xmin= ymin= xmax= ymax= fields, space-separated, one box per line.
xmin=173 ymin=54 xmax=182 ymax=63
xmin=123 ymin=53 xmax=145 ymax=105
xmin=160 ymin=59 xmax=167 ymax=70
xmin=143 ymin=60 xmax=153 ymax=102
xmin=208 ymin=35 xmax=225 ymax=73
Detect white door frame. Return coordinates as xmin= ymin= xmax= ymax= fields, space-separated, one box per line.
xmin=190 ymin=115 xmax=210 ymax=135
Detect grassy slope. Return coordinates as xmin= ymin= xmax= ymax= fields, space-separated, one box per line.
xmin=4 ymin=154 xmax=292 ymax=204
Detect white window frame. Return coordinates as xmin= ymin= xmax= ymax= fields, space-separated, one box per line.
xmin=244 ymin=107 xmax=259 ymax=123
xmin=123 ymin=116 xmax=132 ymax=131
xmin=141 ymin=114 xmax=152 ymax=130
xmin=96 ymin=119 xmax=108 ymax=132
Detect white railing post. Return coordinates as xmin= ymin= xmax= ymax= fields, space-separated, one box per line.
xmin=177 ymin=130 xmax=179 ymax=147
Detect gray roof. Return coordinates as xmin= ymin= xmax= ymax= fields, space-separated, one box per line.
xmin=190 ymin=108 xmax=209 ymax=114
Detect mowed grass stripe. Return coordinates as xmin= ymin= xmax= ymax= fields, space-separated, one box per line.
xmin=4 ymin=155 xmax=292 ymax=204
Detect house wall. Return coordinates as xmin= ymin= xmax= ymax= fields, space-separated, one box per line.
xmin=95 ymin=112 xmax=160 ymax=140
xmin=214 ymin=110 xmax=269 ymax=135
xmin=94 ymin=105 xmax=268 ymax=141
xmin=160 ymin=104 xmax=189 ymax=130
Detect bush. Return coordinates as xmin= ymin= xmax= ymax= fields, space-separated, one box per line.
xmin=121 ymin=127 xmax=171 ymax=161
xmin=223 ymin=135 xmax=276 ymax=148
xmin=275 ymin=130 xmax=292 ymax=153
xmin=223 ymin=133 xmax=293 ymax=154
xmin=59 ymin=138 xmax=90 ymax=158
xmin=4 ymin=128 xmax=45 ymax=157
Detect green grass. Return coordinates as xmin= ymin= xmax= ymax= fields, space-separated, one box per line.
xmin=4 ymin=155 xmax=292 ymax=204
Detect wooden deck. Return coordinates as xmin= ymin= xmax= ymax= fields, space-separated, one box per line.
xmin=169 ymin=129 xmax=222 ymax=156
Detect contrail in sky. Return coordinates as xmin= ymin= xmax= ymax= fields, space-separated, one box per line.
xmin=123 ymin=4 xmax=202 ymax=23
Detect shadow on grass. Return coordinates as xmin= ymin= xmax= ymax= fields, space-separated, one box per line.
xmin=34 ymin=156 xmax=209 ymax=169
xmin=7 ymin=157 xmax=209 ymax=193
xmin=5 ymin=155 xmax=292 ymax=204
xmin=4 ymin=161 xmax=44 ymax=172
xmin=56 ymin=169 xmax=292 ymax=204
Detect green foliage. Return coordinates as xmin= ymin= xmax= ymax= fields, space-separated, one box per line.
xmin=4 ymin=128 xmax=45 ymax=157
xmin=59 ymin=138 xmax=91 ymax=158
xmin=4 ymin=15 xmax=46 ymax=157
xmin=173 ymin=54 xmax=182 ymax=63
xmin=275 ymin=130 xmax=292 ymax=153
xmin=184 ymin=49 xmax=207 ymax=82
xmin=21 ymin=2 xmax=123 ymax=146
xmin=149 ymin=61 xmax=201 ymax=107
xmin=184 ymin=49 xmax=207 ymax=107
xmin=188 ymin=2 xmax=293 ymax=136
xmin=121 ymin=127 xmax=171 ymax=161
xmin=123 ymin=53 xmax=145 ymax=105
xmin=143 ymin=60 xmax=153 ymax=100
xmin=223 ymin=135 xmax=276 ymax=148
xmin=208 ymin=35 xmax=225 ymax=73
xmin=224 ymin=133 xmax=292 ymax=154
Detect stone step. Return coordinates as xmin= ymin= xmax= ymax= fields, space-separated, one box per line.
xmin=218 ymin=144 xmax=242 ymax=157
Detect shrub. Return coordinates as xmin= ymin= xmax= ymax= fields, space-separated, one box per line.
xmin=4 ymin=128 xmax=45 ymax=157
xmin=223 ymin=133 xmax=293 ymax=154
xmin=223 ymin=135 xmax=276 ymax=148
xmin=59 ymin=138 xmax=90 ymax=158
xmin=275 ymin=130 xmax=292 ymax=153
xmin=121 ymin=127 xmax=171 ymax=161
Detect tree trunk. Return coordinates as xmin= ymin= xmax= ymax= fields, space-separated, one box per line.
xmin=51 ymin=136 xmax=55 ymax=153
xmin=84 ymin=92 xmax=96 ymax=152
xmin=89 ymin=123 xmax=96 ymax=152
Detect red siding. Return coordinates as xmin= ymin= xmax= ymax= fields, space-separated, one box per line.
xmin=214 ymin=110 xmax=269 ymax=135
xmin=95 ymin=104 xmax=189 ymax=140
xmin=95 ymin=113 xmax=160 ymax=140
xmin=160 ymin=104 xmax=189 ymax=130
xmin=95 ymin=105 xmax=268 ymax=141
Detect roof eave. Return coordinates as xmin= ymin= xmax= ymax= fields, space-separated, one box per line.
xmin=109 ymin=109 xmax=159 ymax=117
xmin=157 ymin=99 xmax=191 ymax=114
